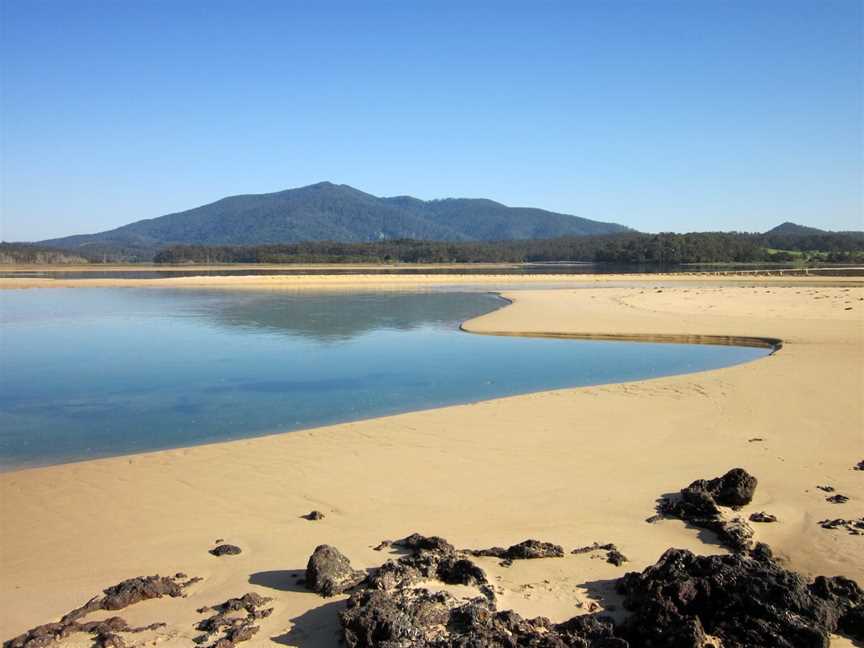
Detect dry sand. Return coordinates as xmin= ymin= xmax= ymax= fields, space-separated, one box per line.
xmin=1 ymin=280 xmax=862 ymax=646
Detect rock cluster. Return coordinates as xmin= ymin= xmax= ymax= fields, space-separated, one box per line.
xmin=616 ymin=544 xmax=864 ymax=647
xmin=572 ymin=542 xmax=629 ymax=566
xmin=657 ymin=467 xmax=758 ymax=552
xmin=819 ymin=517 xmax=864 ymax=535
xmin=339 ymin=534 xmax=622 ymax=647
xmin=194 ymin=592 xmax=273 ymax=648
xmin=4 ymin=574 xmax=198 ymax=648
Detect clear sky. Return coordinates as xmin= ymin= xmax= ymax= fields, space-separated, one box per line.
xmin=1 ymin=0 xmax=862 ymax=241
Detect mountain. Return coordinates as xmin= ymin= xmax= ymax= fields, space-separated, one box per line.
xmin=764 ymin=222 xmax=830 ymax=237
xmin=38 ymin=182 xmax=631 ymax=251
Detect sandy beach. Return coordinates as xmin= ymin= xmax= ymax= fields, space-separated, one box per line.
xmin=1 ymin=279 xmax=862 ymax=646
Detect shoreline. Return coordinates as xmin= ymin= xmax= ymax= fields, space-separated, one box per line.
xmin=1 ymin=271 xmax=863 ymax=290
xmin=1 ymin=280 xmax=861 ymax=645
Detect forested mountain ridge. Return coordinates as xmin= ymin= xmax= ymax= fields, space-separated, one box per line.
xmin=37 ymin=182 xmax=631 ymax=251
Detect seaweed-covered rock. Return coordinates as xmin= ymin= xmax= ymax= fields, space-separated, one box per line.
xmin=616 ymin=544 xmax=864 ymax=647
xmin=305 ymin=545 xmax=365 ymax=597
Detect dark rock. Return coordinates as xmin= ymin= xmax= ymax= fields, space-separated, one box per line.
xmin=393 ymin=533 xmax=455 ymax=554
xmin=658 ymin=468 xmax=758 ymax=552
xmin=749 ymin=511 xmax=778 ymax=523
xmin=372 ymin=540 xmax=391 ymax=551
xmin=5 ymin=575 xmax=198 ymax=648
xmin=303 ymin=510 xmax=325 ymax=521
xmin=210 ymin=544 xmax=242 ymax=557
xmin=827 ymin=494 xmax=850 ymax=504
xmin=606 ymin=549 xmax=628 ymax=566
xmin=819 ymin=517 xmax=864 ymax=535
xmin=616 ymin=544 xmax=864 ymax=647
xmin=817 ymin=485 xmax=836 ymax=492
xmin=854 ymin=460 xmax=864 ymax=471
xmin=747 ymin=437 xmax=764 ymax=442
xmin=468 ymin=539 xmax=564 ymax=561
xmin=195 ymin=592 xmax=272 ymax=648
xmin=305 ymin=545 xmax=366 ymax=597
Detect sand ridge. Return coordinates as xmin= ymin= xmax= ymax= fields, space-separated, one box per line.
xmin=0 ymin=282 xmax=862 ymax=646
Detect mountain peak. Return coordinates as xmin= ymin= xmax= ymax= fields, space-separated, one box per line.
xmin=37 ymin=183 xmax=632 ymax=250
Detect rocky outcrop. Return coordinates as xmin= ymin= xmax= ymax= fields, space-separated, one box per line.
xmin=194 ymin=592 xmax=273 ymax=648
xmin=616 ymin=544 xmax=864 ymax=647
xmin=4 ymin=574 xmax=198 ymax=648
xmin=341 ymin=587 xmax=623 ymax=648
xmin=657 ymin=468 xmax=758 ymax=552
xmin=305 ymin=545 xmax=366 ymax=597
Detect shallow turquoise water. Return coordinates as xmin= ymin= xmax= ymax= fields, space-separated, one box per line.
xmin=0 ymin=289 xmax=769 ymax=469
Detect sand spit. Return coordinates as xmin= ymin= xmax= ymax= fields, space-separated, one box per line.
xmin=1 ymin=271 xmax=863 ymax=290
xmin=1 ymin=282 xmax=862 ymax=646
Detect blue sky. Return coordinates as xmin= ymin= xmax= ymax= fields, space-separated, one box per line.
xmin=1 ymin=0 xmax=861 ymax=240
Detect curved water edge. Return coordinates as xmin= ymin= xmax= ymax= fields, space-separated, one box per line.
xmin=462 ymin=293 xmax=783 ymax=352
xmin=0 ymin=289 xmax=776 ymax=470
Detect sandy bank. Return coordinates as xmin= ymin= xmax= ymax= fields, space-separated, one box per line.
xmin=1 ymin=283 xmax=862 ymax=646
xmin=1 ymin=271 xmax=862 ymax=290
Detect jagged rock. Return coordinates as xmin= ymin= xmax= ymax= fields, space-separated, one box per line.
xmin=195 ymin=592 xmax=272 ymax=648
xmin=367 ymin=536 xmax=488 ymax=592
xmin=616 ymin=544 xmax=864 ymax=647
xmin=210 ymin=544 xmax=242 ymax=556
xmin=658 ymin=468 xmax=759 ymax=552
xmin=827 ymin=494 xmax=850 ymax=504
xmin=305 ymin=545 xmax=366 ymax=597
xmin=749 ymin=511 xmax=778 ymax=523
xmin=468 ymin=539 xmax=564 ymax=562
xmin=303 ymin=510 xmax=326 ymax=521
xmin=340 ymin=586 xmax=623 ymax=648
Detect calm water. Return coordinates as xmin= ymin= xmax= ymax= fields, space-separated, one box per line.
xmin=0 ymin=289 xmax=769 ymax=470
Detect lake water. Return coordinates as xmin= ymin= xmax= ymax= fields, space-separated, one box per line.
xmin=0 ymin=289 xmax=770 ymax=470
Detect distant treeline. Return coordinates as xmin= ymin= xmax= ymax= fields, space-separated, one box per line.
xmin=152 ymin=231 xmax=864 ymax=265
xmin=0 ymin=243 xmax=90 ymax=264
